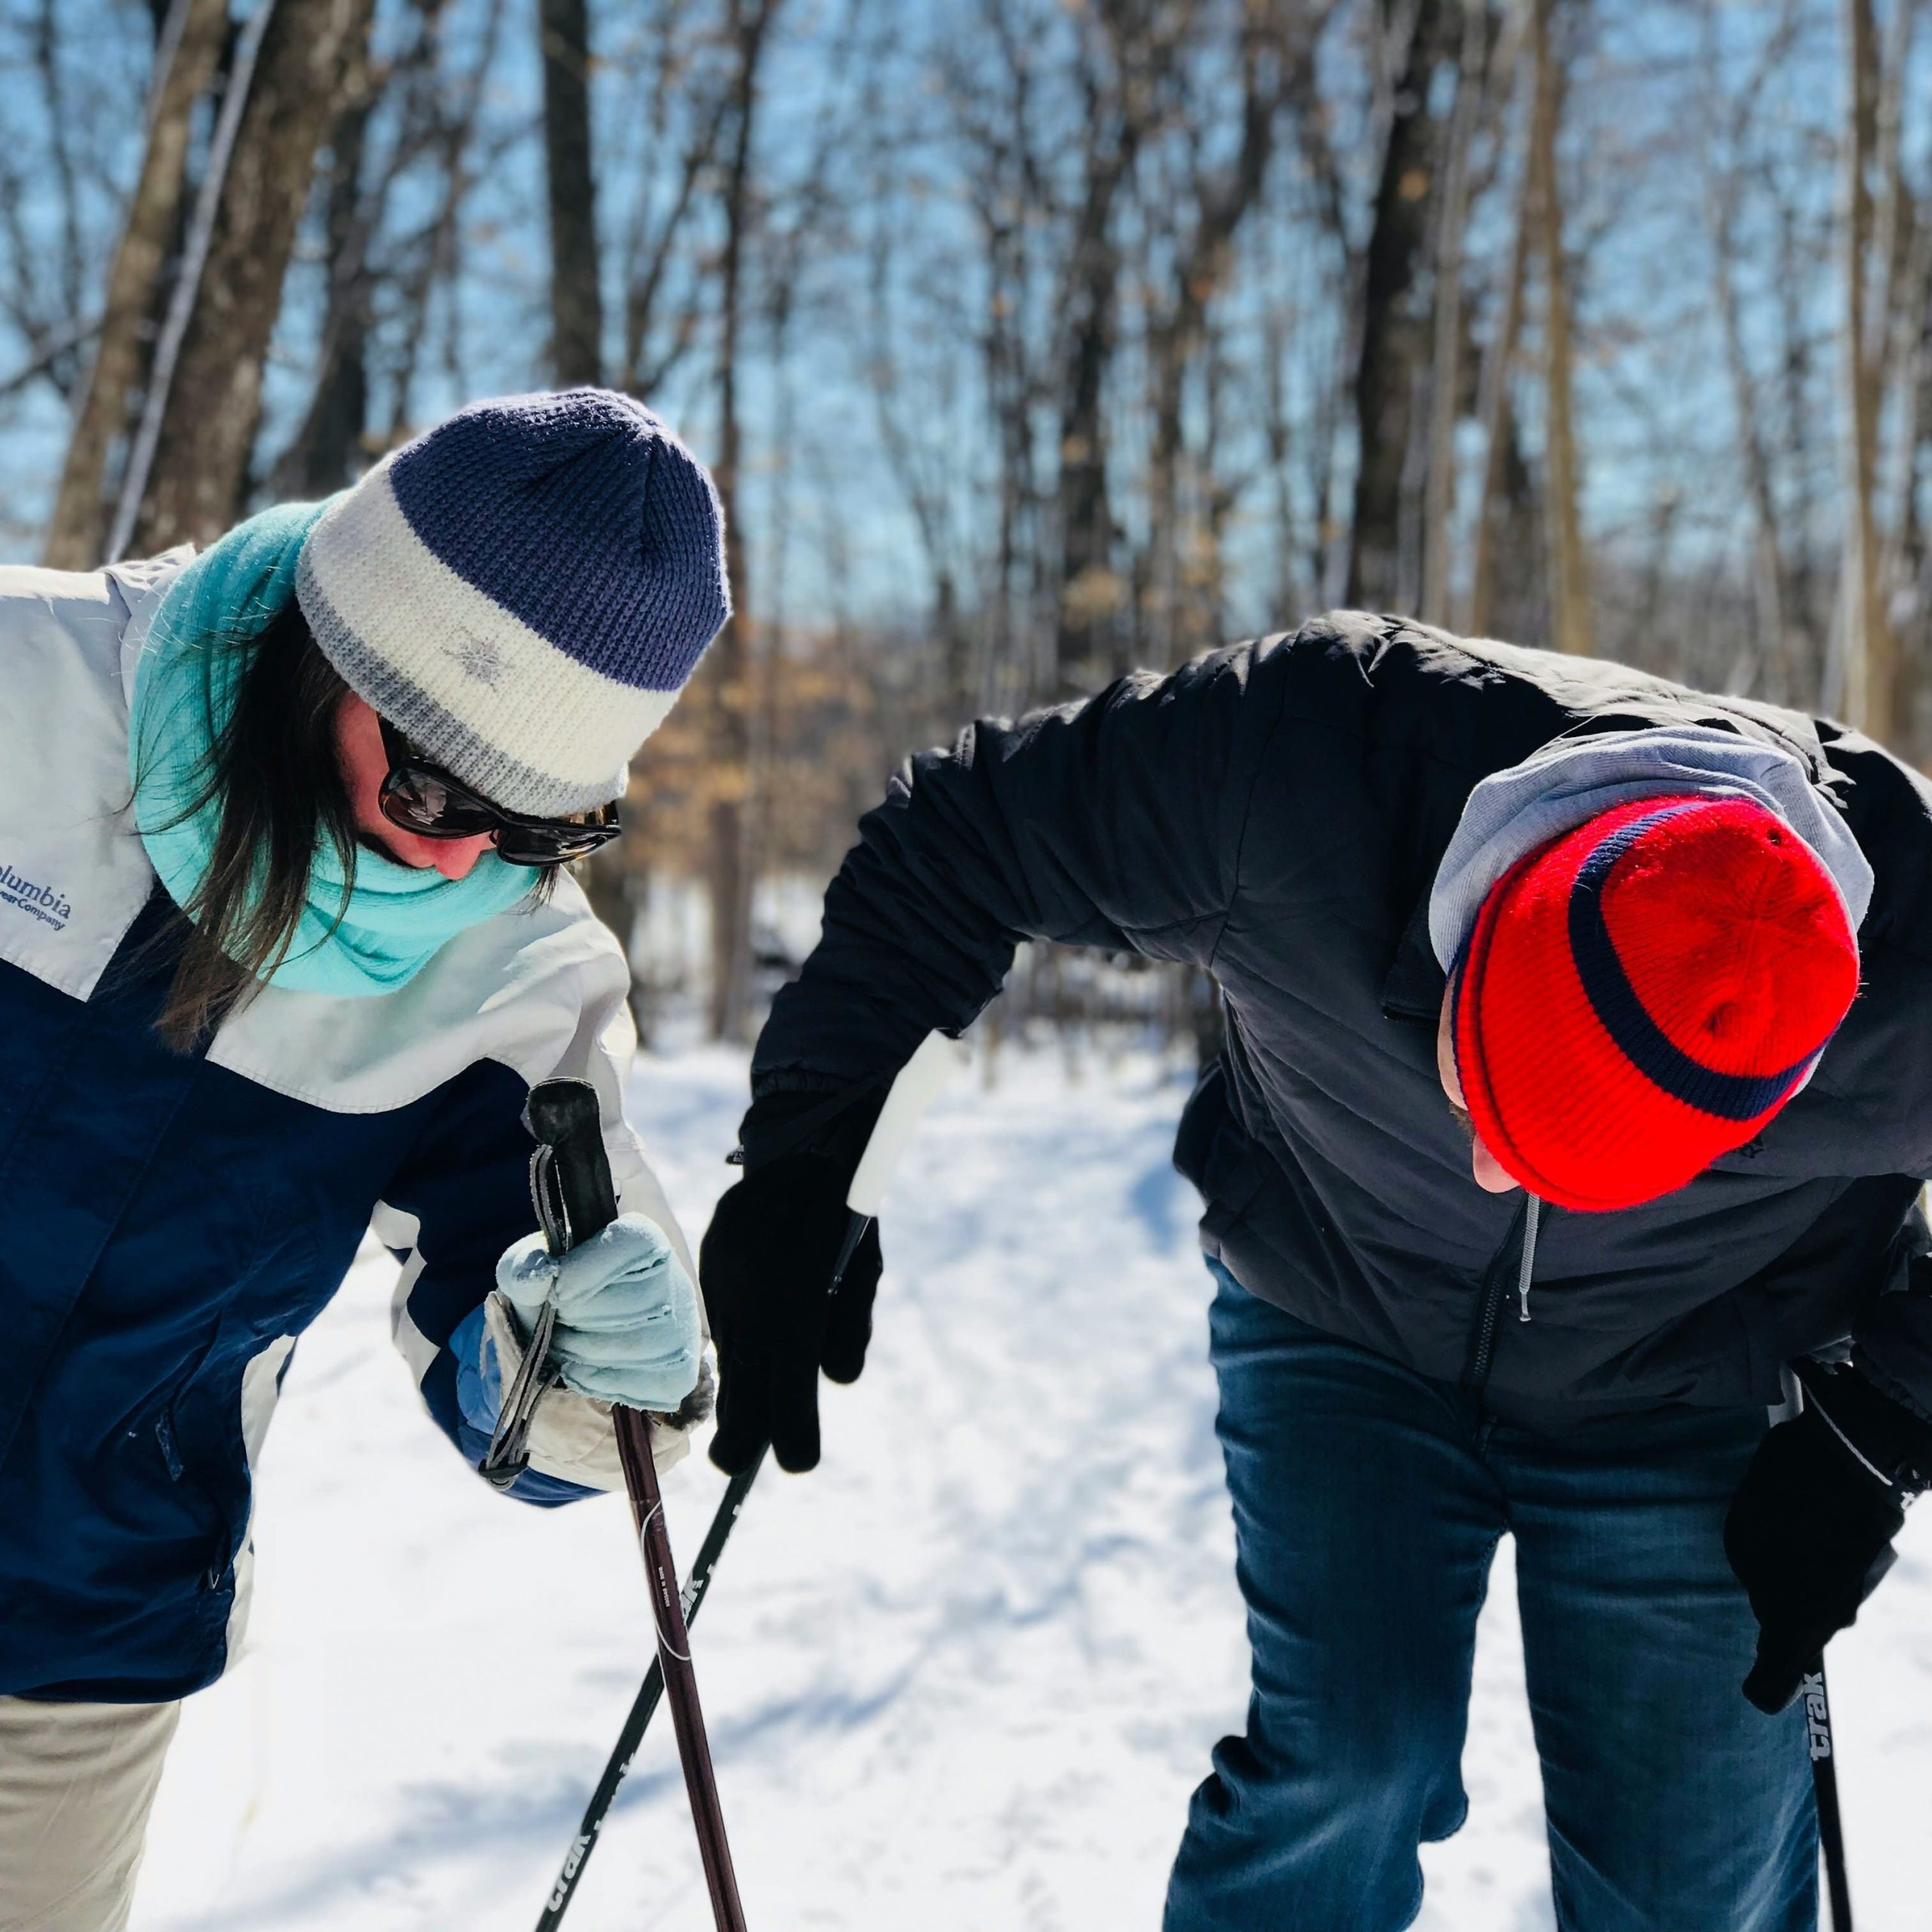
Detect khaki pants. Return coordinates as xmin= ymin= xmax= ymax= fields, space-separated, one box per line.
xmin=0 ymin=1698 xmax=179 ymax=1932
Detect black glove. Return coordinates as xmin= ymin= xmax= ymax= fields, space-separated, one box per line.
xmin=703 ymin=1085 xmax=887 ymax=1475
xmin=1724 ymin=1362 xmax=1932 ymax=1713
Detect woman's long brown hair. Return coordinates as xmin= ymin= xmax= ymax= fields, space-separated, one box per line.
xmin=146 ymin=600 xmax=361 ymax=1049
xmin=142 ymin=598 xmax=556 ymax=1051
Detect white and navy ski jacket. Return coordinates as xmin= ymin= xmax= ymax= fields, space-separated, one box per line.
xmin=0 ymin=554 xmax=695 ymax=1703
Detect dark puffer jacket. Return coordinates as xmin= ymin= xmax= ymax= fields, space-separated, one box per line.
xmin=750 ymin=612 xmax=1932 ymax=1429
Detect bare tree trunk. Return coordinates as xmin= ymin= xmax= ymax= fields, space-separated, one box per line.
xmin=1418 ymin=0 xmax=1486 ymax=626
xmin=269 ymin=40 xmax=384 ymax=498
xmin=1700 ymin=0 xmax=1801 ymax=699
xmin=866 ymin=223 xmax=974 ymax=710
xmin=538 ymin=0 xmax=639 ymax=955
xmin=541 ymin=0 xmax=603 ymax=386
xmin=272 ymin=0 xmax=463 ymax=494
xmin=1865 ymin=0 xmax=1912 ymax=389
xmin=703 ymin=0 xmax=778 ymax=1042
xmin=1531 ymin=0 xmax=1590 ymax=656
xmin=615 ymin=10 xmax=729 ymax=401
xmin=1051 ymin=3 xmax=1174 ymax=696
xmin=1466 ymin=13 xmax=1531 ymax=638
xmin=1769 ymin=190 xmax=1827 ymax=695
xmin=949 ymin=0 xmax=1054 ymax=711
xmin=1712 ymin=212 xmax=1789 ymax=681
xmin=128 ymin=0 xmax=378 ymax=556
xmin=1890 ymin=205 xmax=1931 ymax=751
xmin=1839 ymin=0 xmax=1896 ymax=740
xmin=1257 ymin=232 xmax=1309 ymax=623
xmin=1051 ymin=113 xmax=1131 ymax=692
xmin=1346 ymin=0 xmax=1452 ymax=611
xmin=380 ymin=0 xmax=503 ymax=446
xmin=1869 ymin=0 xmax=1922 ymax=752
xmin=1145 ymin=0 xmax=1318 ymax=660
xmin=42 ymin=0 xmax=228 ymax=568
xmin=29 ymin=0 xmax=90 ymax=388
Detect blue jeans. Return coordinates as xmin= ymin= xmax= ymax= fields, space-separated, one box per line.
xmin=1164 ymin=1266 xmax=1816 ymax=1932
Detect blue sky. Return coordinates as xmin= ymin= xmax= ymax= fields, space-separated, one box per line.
xmin=1 ymin=0 xmax=1924 ymax=674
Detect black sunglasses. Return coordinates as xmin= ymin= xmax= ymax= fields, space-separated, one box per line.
xmin=377 ymin=718 xmax=621 ymax=866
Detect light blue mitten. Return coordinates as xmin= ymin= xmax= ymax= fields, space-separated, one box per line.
xmin=495 ymin=1213 xmax=703 ymax=1412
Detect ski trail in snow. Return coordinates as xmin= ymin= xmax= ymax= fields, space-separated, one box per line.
xmin=133 ymin=1044 xmax=1932 ymax=1929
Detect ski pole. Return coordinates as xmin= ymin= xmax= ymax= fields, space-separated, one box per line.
xmin=524 ymin=1078 xmax=749 ymax=1932
xmin=536 ymin=1454 xmax=764 ymax=1930
xmin=532 ymin=1032 xmax=968 ymax=1932
xmin=1801 ymin=1659 xmax=1852 ymax=1932
xmin=1769 ymin=1369 xmax=1854 ymax=1932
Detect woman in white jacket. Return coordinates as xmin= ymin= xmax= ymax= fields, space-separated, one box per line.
xmin=0 ymin=388 xmax=724 ymax=1931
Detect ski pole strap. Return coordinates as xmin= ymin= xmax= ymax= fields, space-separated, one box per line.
xmin=481 ymin=1297 xmax=558 ymax=1490
xmin=482 ymin=1081 xmax=617 ymax=1487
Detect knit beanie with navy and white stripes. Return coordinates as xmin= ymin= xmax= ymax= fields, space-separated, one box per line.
xmin=295 ymin=388 xmax=728 ymax=815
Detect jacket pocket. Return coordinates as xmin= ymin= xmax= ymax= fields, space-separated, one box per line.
xmin=1178 ymin=1066 xmax=1269 ymax=1244
xmin=155 ymin=1356 xmax=252 ymax=1592
xmin=1173 ymin=1061 xmax=1228 ymax=1192
xmin=122 ymin=1377 xmax=235 ymax=1598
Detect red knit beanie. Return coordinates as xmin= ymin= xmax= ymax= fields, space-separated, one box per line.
xmin=1452 ymin=795 xmax=1860 ymax=1211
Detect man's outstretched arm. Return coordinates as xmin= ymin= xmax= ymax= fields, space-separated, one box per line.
xmin=708 ymin=640 xmax=1292 ymax=1472
xmin=754 ymin=643 xmax=1287 ymax=1100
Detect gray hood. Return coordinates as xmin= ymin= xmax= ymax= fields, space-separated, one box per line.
xmin=1428 ymin=724 xmax=1875 ymax=973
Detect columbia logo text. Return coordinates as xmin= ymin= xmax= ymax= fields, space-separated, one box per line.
xmin=0 ymin=861 xmax=71 ymax=932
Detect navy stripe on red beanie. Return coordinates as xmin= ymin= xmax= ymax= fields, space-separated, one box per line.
xmin=1453 ymin=795 xmax=1860 ymax=1211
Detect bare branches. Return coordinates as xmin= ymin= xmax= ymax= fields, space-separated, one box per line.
xmin=377 ymin=0 xmax=505 ymax=447
xmin=1345 ymin=0 xmax=1457 ymax=610
xmin=540 ymin=0 xmax=601 ymax=386
xmin=43 ymin=0 xmax=228 ymax=567
xmin=1417 ymin=0 xmax=1487 ymax=626
xmin=31 ymin=0 xmax=87 ymax=352
xmin=696 ymin=0 xmax=783 ymax=1041
xmin=1048 ymin=0 xmax=1188 ymax=692
xmin=1532 ymin=0 xmax=1589 ymax=657
xmin=1838 ymin=0 xmax=1896 ymax=737
xmin=263 ymin=2 xmax=442 ymax=498
xmin=1697 ymin=0 xmax=1811 ymax=701
xmin=1140 ymin=0 xmax=1330 ymax=665
xmin=14 ymin=0 xmax=1932 ymax=890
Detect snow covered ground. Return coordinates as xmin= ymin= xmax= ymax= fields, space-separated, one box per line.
xmin=134 ymin=1041 xmax=1932 ymax=1931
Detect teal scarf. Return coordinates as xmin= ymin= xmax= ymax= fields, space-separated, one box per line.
xmin=130 ymin=501 xmax=536 ymax=998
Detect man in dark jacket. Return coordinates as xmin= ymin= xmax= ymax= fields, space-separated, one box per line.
xmin=700 ymin=612 xmax=1932 ymax=1931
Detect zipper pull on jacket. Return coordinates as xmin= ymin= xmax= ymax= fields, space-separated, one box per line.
xmin=1516 ymin=1194 xmax=1542 ymax=1322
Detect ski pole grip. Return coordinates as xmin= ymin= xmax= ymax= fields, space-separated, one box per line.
xmin=525 ymin=1079 xmax=620 ymax=1256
